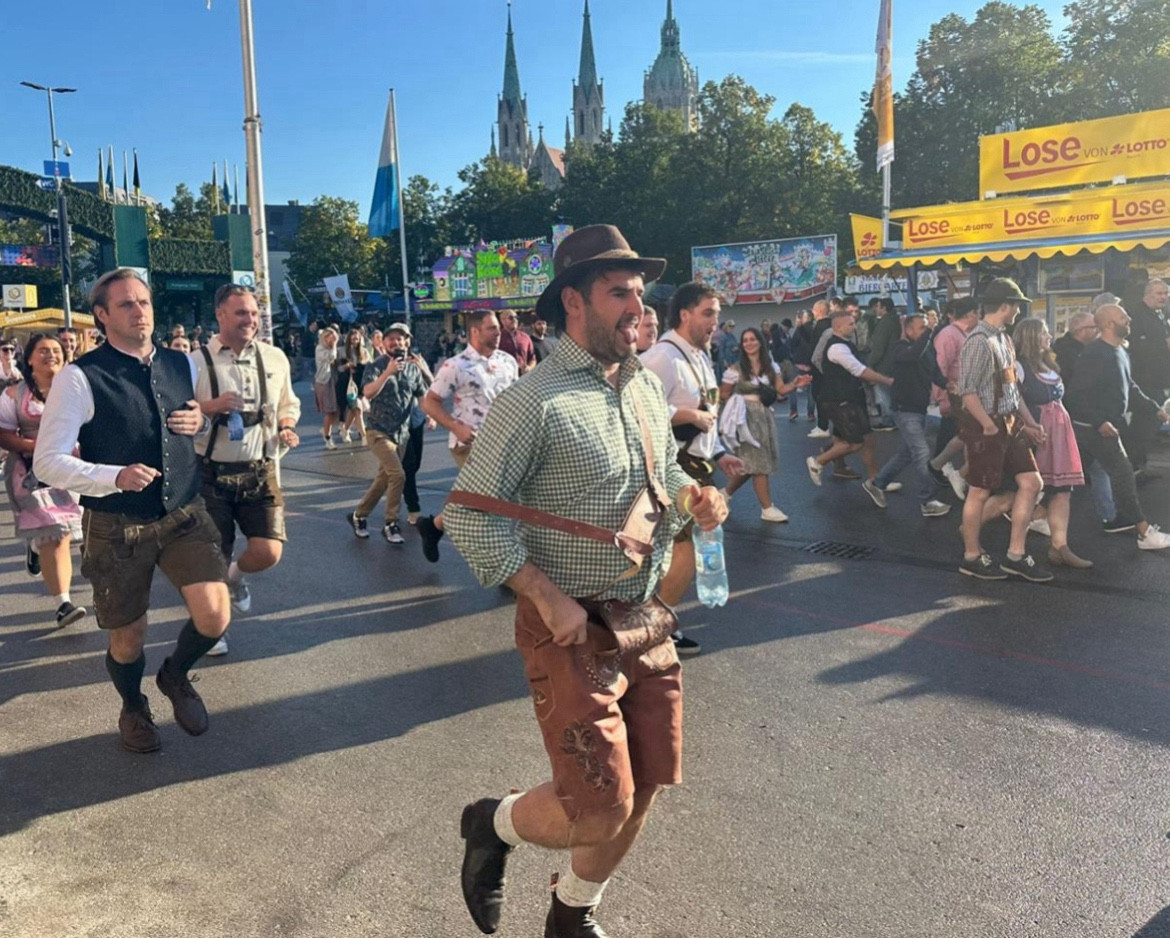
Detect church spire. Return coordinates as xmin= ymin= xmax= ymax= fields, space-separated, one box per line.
xmin=572 ymin=0 xmax=604 ymax=146
xmin=578 ymin=0 xmax=598 ymax=92
xmin=502 ymin=2 xmax=521 ymax=106
xmin=490 ymin=126 xmax=497 ymax=158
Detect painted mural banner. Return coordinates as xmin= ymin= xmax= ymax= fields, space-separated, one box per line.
xmin=433 ymin=240 xmax=552 ymax=304
xmin=691 ymin=235 xmax=837 ymax=305
xmin=895 ymin=180 xmax=1170 ymax=251
xmin=979 ymin=108 xmax=1170 ymax=196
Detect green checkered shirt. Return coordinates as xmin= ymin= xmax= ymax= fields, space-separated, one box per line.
xmin=444 ymin=335 xmax=692 ymax=601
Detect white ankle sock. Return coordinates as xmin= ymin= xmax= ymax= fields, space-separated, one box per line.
xmin=52 ymin=592 xmax=69 ymax=606
xmin=228 ymin=561 xmax=242 ymax=584
xmin=556 ymin=867 xmax=609 ymax=908
xmin=493 ymin=792 xmax=524 ymax=847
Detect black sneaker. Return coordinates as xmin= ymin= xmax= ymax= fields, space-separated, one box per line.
xmin=1000 ymin=553 xmax=1055 ymax=583
xmin=382 ymin=521 xmax=405 ymax=544
xmin=26 ymin=544 xmax=40 ymax=577
xmin=347 ymin=511 xmax=370 ymax=539
xmin=55 ymin=601 xmax=87 ymax=627
xmin=959 ymin=553 xmax=1008 ymax=580
xmin=418 ymin=515 xmax=444 ymax=562
xmin=672 ymin=632 xmax=702 ymax=657
xmin=1102 ymin=516 xmax=1137 ymax=534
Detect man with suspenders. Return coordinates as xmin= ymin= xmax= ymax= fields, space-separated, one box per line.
xmin=192 ymin=285 xmax=301 ymax=651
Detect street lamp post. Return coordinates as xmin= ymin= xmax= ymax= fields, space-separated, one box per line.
xmin=20 ymin=81 xmax=76 ymax=327
xmin=238 ymin=0 xmax=273 ymax=342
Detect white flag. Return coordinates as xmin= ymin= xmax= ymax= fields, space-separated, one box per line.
xmin=323 ymin=274 xmax=356 ymax=323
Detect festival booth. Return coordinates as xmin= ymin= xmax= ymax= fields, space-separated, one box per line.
xmin=690 ymin=235 xmax=838 ymax=330
xmin=856 ymin=108 xmax=1170 ymax=334
xmin=0 ymin=307 xmax=96 ymax=340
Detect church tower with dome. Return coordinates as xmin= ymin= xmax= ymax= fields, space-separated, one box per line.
xmin=643 ymin=0 xmax=699 ymax=130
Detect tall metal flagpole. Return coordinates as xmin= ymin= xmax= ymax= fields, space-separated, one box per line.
xmin=391 ymin=89 xmax=411 ymax=331
xmin=239 ymin=0 xmax=273 ymax=341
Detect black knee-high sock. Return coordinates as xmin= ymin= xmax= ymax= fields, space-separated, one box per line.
xmin=106 ymin=651 xmax=147 ymax=710
xmin=167 ymin=619 xmax=219 ymax=676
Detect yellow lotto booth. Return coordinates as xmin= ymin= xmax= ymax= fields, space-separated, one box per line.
xmin=0 ymin=308 xmax=98 ymax=348
xmin=854 ymin=108 xmax=1170 ymax=333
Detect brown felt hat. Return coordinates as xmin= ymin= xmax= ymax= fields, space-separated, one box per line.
xmin=536 ymin=225 xmax=667 ymax=326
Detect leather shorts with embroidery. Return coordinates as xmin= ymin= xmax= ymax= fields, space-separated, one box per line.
xmin=513 ymin=595 xmax=682 ymax=820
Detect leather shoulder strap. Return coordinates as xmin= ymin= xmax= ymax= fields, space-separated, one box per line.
xmin=200 ymin=346 xmax=222 ymax=462
xmin=445 ymin=490 xmax=653 ymax=557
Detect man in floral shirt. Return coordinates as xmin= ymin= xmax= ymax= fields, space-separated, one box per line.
xmin=417 ymin=309 xmax=519 ymax=562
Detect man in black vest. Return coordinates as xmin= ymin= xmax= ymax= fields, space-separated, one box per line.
xmin=35 ymin=269 xmax=231 ymax=754
xmin=805 ymin=308 xmax=894 ymax=495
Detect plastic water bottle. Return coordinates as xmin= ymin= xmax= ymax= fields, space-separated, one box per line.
xmin=226 ymin=410 xmax=245 ymax=442
xmin=692 ymin=524 xmax=729 ymax=607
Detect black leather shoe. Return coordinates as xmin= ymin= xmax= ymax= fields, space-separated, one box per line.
xmin=544 ymin=893 xmax=610 ymax=938
xmin=156 ymin=658 xmax=209 ymax=736
xmin=460 ymin=799 xmax=512 ymax=934
xmin=418 ymin=515 xmax=444 ymax=563
xmin=118 ymin=698 xmax=161 ymax=753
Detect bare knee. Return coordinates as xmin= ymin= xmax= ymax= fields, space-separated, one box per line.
xmin=243 ymin=538 xmax=282 ymax=571
xmin=108 ymin=617 xmax=148 ymax=662
xmin=1018 ymin=472 xmax=1043 ymax=497
xmin=571 ymin=798 xmax=635 ymax=846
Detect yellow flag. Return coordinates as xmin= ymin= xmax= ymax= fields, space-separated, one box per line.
xmin=851 ymin=214 xmax=884 ymax=261
xmin=873 ymin=0 xmax=894 ymax=171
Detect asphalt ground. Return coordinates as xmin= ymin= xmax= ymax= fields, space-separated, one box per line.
xmin=4 ymin=383 xmax=1170 ymax=938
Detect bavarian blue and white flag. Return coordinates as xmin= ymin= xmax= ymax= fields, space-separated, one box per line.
xmin=368 ymin=93 xmax=401 ymax=238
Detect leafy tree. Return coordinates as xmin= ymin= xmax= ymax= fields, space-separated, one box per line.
xmin=156 ymin=182 xmax=220 ymax=240
xmin=444 ymin=157 xmax=555 ymax=244
xmin=286 ymin=195 xmax=379 ymax=291
xmin=0 ymin=215 xmax=49 ymax=244
xmin=855 ymin=2 xmax=1066 ymax=207
xmin=1060 ymin=0 xmax=1170 ymax=116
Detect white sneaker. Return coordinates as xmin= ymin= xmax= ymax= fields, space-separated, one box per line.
xmin=229 ymin=576 xmax=252 ymax=614
xmin=807 ymin=426 xmax=832 ymax=439
xmin=324 ymin=435 xmax=336 ymax=450
xmin=806 ymin=456 xmax=824 ymax=487
xmin=942 ymin=463 xmax=967 ymax=500
xmin=206 ymin=637 xmax=229 ymax=657
xmin=407 ymin=511 xmax=421 ymax=525
xmin=341 ymin=429 xmax=352 ymax=444
xmin=1138 ymin=524 xmax=1170 ymax=550
xmin=760 ymin=506 xmax=789 ymax=522
xmin=883 ymin=482 xmax=903 ymax=493
xmin=1028 ymin=517 xmax=1052 ymax=537
xmin=921 ymin=499 xmax=951 ymax=517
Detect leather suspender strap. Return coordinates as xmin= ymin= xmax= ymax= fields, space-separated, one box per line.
xmin=444 ymin=490 xmax=653 ymax=557
xmin=253 ymin=343 xmax=269 ymax=459
xmin=629 ymin=389 xmax=670 ymax=508
xmin=661 ymin=337 xmax=711 ymax=400
xmin=200 ymin=346 xmax=222 ymax=463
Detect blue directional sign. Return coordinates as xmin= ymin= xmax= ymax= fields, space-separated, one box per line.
xmin=37 ymin=177 xmax=58 ymax=191
xmin=43 ymin=160 xmax=70 ymax=179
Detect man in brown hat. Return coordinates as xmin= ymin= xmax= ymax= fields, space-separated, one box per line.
xmin=444 ymin=224 xmax=728 ymax=937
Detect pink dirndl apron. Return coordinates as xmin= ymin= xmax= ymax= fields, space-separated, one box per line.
xmin=3 ymin=383 xmax=83 ymax=547
xmin=1032 ymin=371 xmax=1083 ymax=488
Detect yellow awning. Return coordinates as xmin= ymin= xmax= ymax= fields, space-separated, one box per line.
xmin=858 ymin=232 xmax=1170 ymax=271
xmin=0 ymin=308 xmax=95 ymax=328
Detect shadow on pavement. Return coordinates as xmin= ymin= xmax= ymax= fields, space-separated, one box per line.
xmin=0 ymin=644 xmax=527 ymax=837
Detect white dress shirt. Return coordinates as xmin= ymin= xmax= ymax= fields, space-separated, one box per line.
xmin=33 ymin=344 xmax=200 ymax=498
xmin=639 ymin=329 xmax=722 ymax=460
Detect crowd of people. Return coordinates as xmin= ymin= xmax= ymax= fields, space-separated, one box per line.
xmin=5 ymin=227 xmax=1170 ymax=935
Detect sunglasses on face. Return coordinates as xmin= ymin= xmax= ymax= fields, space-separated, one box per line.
xmin=0 ymin=348 xmax=14 ymax=354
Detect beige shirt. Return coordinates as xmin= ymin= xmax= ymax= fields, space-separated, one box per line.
xmin=192 ymin=335 xmax=300 ymax=463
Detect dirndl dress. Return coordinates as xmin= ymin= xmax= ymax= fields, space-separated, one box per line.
xmin=1 ymin=383 xmax=84 ymax=548
xmin=1031 ymin=371 xmax=1084 ymax=489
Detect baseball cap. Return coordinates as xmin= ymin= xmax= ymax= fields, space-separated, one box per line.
xmin=981 ymin=278 xmax=1032 ymax=306
xmin=386 ymin=322 xmax=412 ymax=338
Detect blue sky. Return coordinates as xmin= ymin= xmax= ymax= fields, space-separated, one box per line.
xmin=3 ymin=0 xmax=1067 ymax=214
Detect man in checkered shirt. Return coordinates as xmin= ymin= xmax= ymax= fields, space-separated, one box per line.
xmin=445 ymin=225 xmax=728 ymax=938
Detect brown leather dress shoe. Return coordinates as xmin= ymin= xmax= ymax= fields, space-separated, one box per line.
xmin=460 ymin=799 xmax=512 ymax=934
xmin=118 ymin=699 xmax=161 ymax=753
xmin=544 ymin=893 xmax=610 ymax=938
xmin=156 ymin=659 xmax=209 ymax=735
xmin=1048 ymin=545 xmax=1093 ymax=569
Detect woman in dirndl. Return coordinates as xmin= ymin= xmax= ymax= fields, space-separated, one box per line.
xmin=0 ymin=333 xmax=86 ymax=626
xmin=718 ymin=327 xmax=811 ymax=523
xmin=1013 ymin=317 xmax=1091 ymax=569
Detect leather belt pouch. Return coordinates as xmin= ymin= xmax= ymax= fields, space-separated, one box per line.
xmin=577 ymin=595 xmax=678 ymax=657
